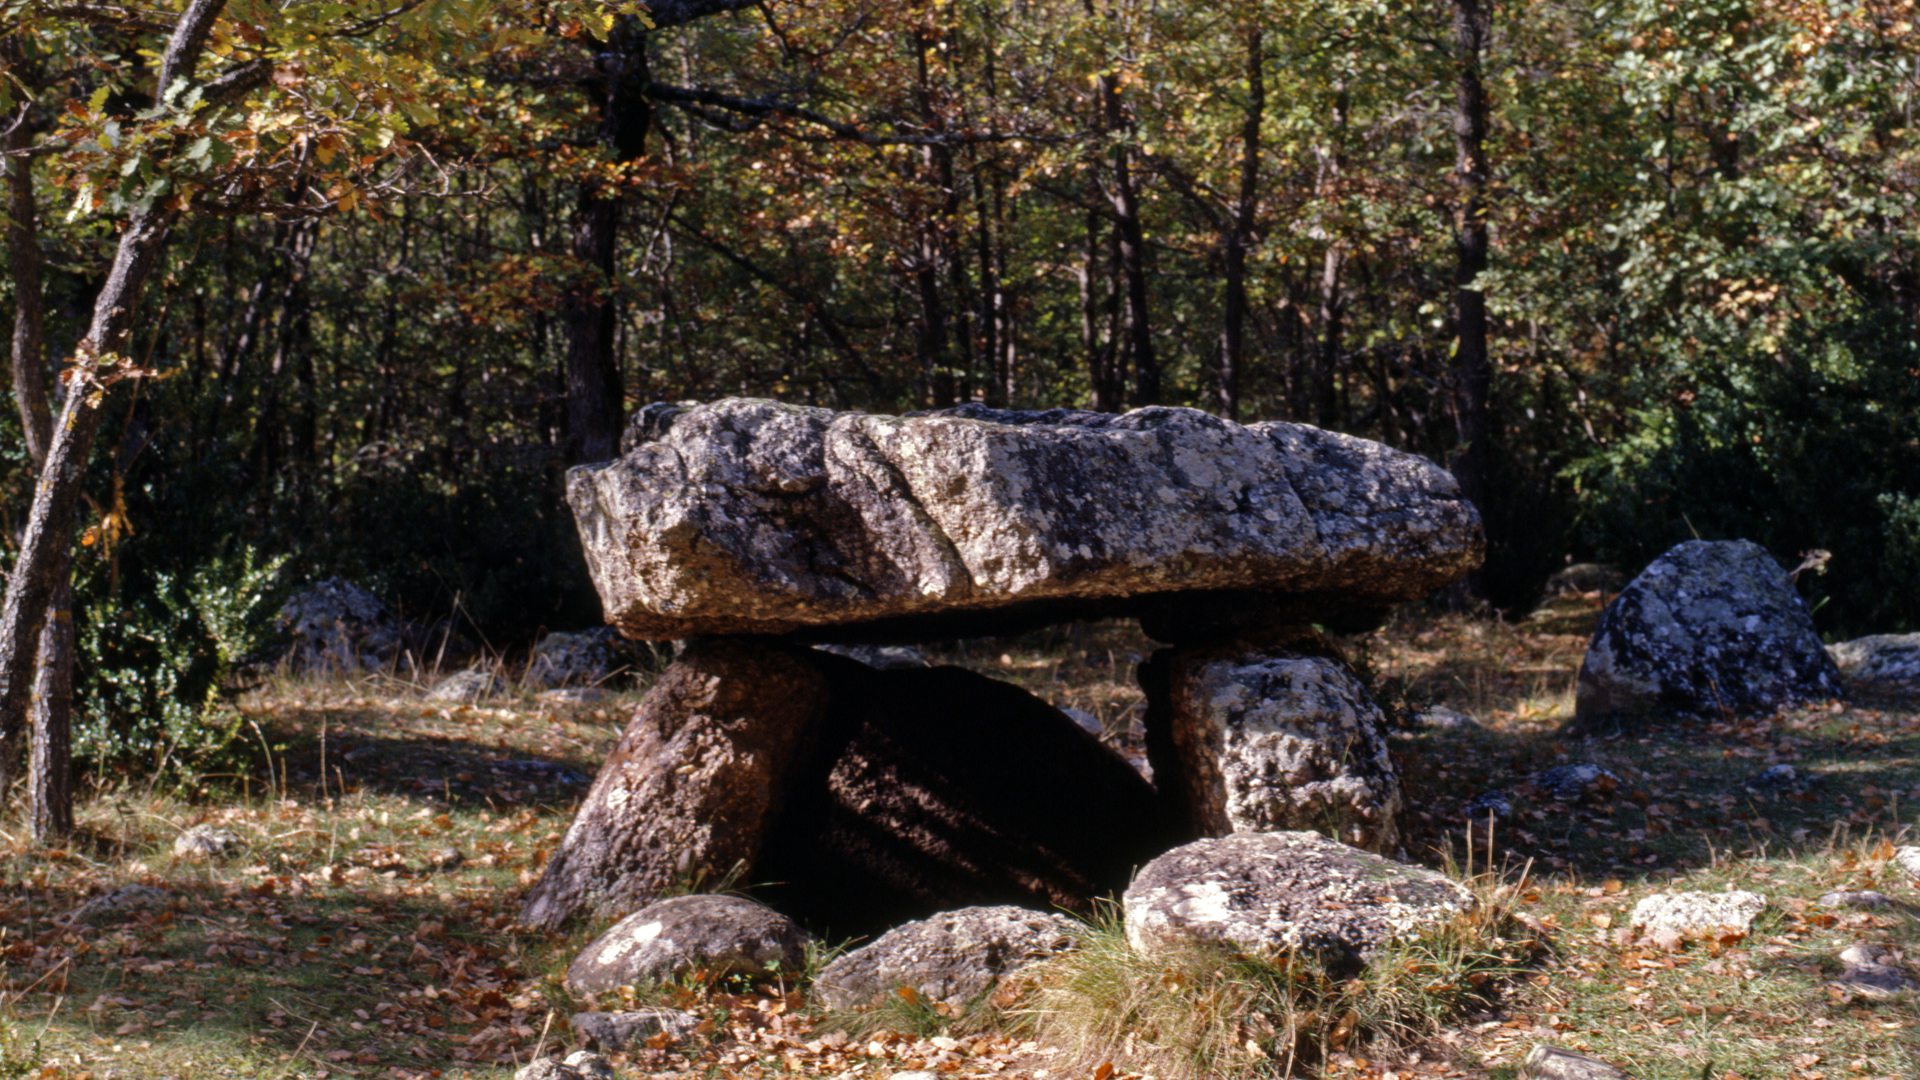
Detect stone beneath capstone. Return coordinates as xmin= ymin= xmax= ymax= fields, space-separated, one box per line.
xmin=1827 ymin=634 xmax=1920 ymax=695
xmin=567 ymin=399 xmax=1482 ymax=642
xmin=1571 ymin=540 xmax=1843 ymax=731
xmin=566 ymin=894 xmax=809 ymax=995
xmin=1121 ymin=832 xmax=1474 ymax=974
xmin=812 ymin=906 xmax=1081 ymax=1010
xmin=1143 ymin=648 xmax=1401 ymax=852
xmin=1629 ymin=890 xmax=1767 ymax=941
xmin=517 ymin=640 xmax=830 ymax=930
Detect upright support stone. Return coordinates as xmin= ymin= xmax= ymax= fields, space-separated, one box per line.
xmin=1143 ymin=644 xmax=1401 ymax=852
xmin=518 ymin=639 xmax=829 ymax=930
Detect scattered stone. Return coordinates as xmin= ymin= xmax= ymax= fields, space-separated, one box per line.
xmin=571 ymin=1008 xmax=699 ymax=1051
xmin=539 ymin=687 xmax=610 ymax=707
xmin=1819 ymin=889 xmax=1893 ymax=910
xmin=570 ymin=399 xmax=1481 ymax=641
xmin=1122 ymin=832 xmax=1475 ymax=975
xmin=1897 ymin=846 xmax=1920 ymax=881
xmin=813 ymin=644 xmax=930 ymax=670
xmin=813 ymin=906 xmax=1082 ymax=1010
xmin=1826 ymin=633 xmax=1920 ymax=694
xmin=562 ymin=1052 xmax=616 ymax=1080
xmin=278 ymin=578 xmax=408 ymax=675
xmin=1571 ymin=540 xmax=1843 ymax=731
xmin=513 ymin=1059 xmax=572 ymax=1080
xmin=1746 ymin=763 xmax=1809 ymax=792
xmin=1521 ymin=1044 xmax=1632 ymax=1079
xmin=1544 ymin=563 xmax=1626 ymax=597
xmin=567 ymin=894 xmax=811 ymax=995
xmin=68 ymin=884 xmax=168 ymax=926
xmin=1411 ymin=705 xmax=1479 ymax=731
xmin=1143 ymin=648 xmax=1401 ymax=852
xmin=424 ymin=847 xmax=465 ymax=872
xmin=1629 ymin=890 xmax=1767 ymax=943
xmin=519 ymin=640 xmax=831 ymax=930
xmin=1832 ymin=942 xmax=1916 ymax=1000
xmin=1465 ymin=790 xmax=1512 ymax=821
xmin=428 ymin=668 xmax=505 ymax=703
xmin=527 ymin=627 xmax=642 ymax=689
xmin=1531 ymin=763 xmax=1622 ymax=803
xmin=171 ymin=824 xmax=240 ymax=861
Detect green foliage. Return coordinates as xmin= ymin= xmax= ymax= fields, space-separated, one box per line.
xmin=73 ymin=547 xmax=288 ymax=781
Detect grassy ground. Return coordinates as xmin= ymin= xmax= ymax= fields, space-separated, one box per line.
xmin=0 ymin=594 xmax=1915 ymax=1078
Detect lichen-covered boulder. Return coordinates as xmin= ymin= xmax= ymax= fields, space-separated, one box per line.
xmin=278 ymin=578 xmax=408 ymax=675
xmin=1571 ymin=540 xmax=1843 ymax=731
xmin=1142 ymin=648 xmax=1400 ymax=851
xmin=528 ymin=627 xmax=645 ymax=689
xmin=517 ymin=640 xmax=830 ymax=930
xmin=1122 ymin=832 xmax=1473 ymax=974
xmin=566 ymin=894 xmax=809 ymax=994
xmin=813 ymin=906 xmax=1081 ymax=1010
xmin=1827 ymin=634 xmax=1920 ymax=695
xmin=567 ymin=399 xmax=1481 ymax=641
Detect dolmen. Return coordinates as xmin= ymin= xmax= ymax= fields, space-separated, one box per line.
xmin=521 ymin=399 xmax=1482 ymax=936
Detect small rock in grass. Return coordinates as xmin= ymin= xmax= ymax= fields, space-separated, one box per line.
xmin=172 ymin=824 xmax=240 ymax=861
xmin=562 ymin=1052 xmax=616 ymax=1080
xmin=425 ymin=846 xmax=464 ymax=871
xmin=1896 ymin=846 xmax=1920 ymax=882
xmin=1832 ymin=942 xmax=1916 ymax=1000
xmin=69 ymin=884 xmax=168 ymax=926
xmin=1532 ymin=763 xmax=1621 ymax=802
xmin=1520 ymin=1044 xmax=1631 ymax=1079
xmin=1819 ymin=889 xmax=1892 ymax=910
xmin=1746 ymin=763 xmax=1812 ymax=793
xmin=572 ymin=1009 xmax=698 ymax=1052
xmin=1629 ymin=890 xmax=1767 ymax=944
xmin=814 ymin=906 xmax=1080 ymax=1010
xmin=567 ymin=894 xmax=810 ymax=995
xmin=539 ymin=687 xmax=609 ymax=707
xmin=1465 ymin=790 xmax=1512 ymax=821
xmin=429 ymin=668 xmax=505 ymax=703
xmin=513 ymin=1059 xmax=578 ymax=1080
xmin=1413 ymin=705 xmax=1479 ymax=731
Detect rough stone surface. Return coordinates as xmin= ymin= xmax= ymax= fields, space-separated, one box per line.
xmin=813 ymin=644 xmax=929 ymax=670
xmin=566 ymin=894 xmax=809 ymax=994
xmin=1122 ymin=832 xmax=1475 ymax=973
xmin=1897 ymin=846 xmax=1920 ymax=881
xmin=1521 ymin=1044 xmax=1631 ymax=1080
xmin=1746 ymin=763 xmax=1809 ymax=792
xmin=518 ymin=640 xmax=831 ymax=930
xmin=1465 ymin=791 xmax=1512 ymax=821
xmin=1144 ymin=648 xmax=1400 ymax=851
xmin=1629 ymin=890 xmax=1767 ymax=940
xmin=1819 ymin=890 xmax=1893 ymax=910
xmin=1827 ymin=634 xmax=1920 ymax=694
xmin=68 ymin=884 xmax=168 ymax=926
xmin=563 ymin=1052 xmax=616 ymax=1080
xmin=1572 ymin=540 xmax=1843 ymax=730
xmin=428 ymin=668 xmax=504 ymax=703
xmin=515 ymin=1056 xmax=613 ymax=1080
xmin=1544 ymin=564 xmax=1626 ymax=597
xmin=1832 ymin=942 xmax=1916 ymax=999
xmin=758 ymin=655 xmax=1173 ymax=935
xmin=172 ymin=825 xmax=240 ymax=861
xmin=528 ymin=627 xmax=643 ymax=689
xmin=1531 ymin=763 xmax=1622 ymax=803
xmin=1410 ymin=705 xmax=1479 ymax=731
xmin=568 ymin=399 xmax=1482 ymax=641
xmin=570 ymin=1009 xmax=699 ymax=1051
xmin=278 ymin=578 xmax=408 ymax=675
xmin=813 ymin=906 xmax=1081 ymax=1010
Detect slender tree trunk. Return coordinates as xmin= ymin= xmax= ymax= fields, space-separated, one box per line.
xmin=1078 ymin=208 xmax=1118 ymax=411
xmin=1218 ymin=25 xmax=1264 ymax=422
xmin=28 ymin=581 xmax=72 ymax=840
xmin=1104 ymin=82 xmax=1158 ymax=407
xmin=1314 ymin=83 xmax=1350 ymax=430
xmin=1449 ymin=0 xmax=1494 ymax=545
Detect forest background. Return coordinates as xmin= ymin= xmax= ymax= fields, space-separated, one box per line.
xmin=2 ymin=0 xmax=1919 ymax=797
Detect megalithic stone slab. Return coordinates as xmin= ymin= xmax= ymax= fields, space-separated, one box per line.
xmin=567 ymin=400 xmax=1483 ymax=642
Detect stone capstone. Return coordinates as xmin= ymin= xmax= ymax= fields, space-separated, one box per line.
xmin=1143 ymin=647 xmax=1400 ymax=851
xmin=1121 ymin=831 xmax=1474 ymax=974
xmin=566 ymin=894 xmax=810 ymax=994
xmin=567 ymin=399 xmax=1481 ymax=641
xmin=1827 ymin=634 xmax=1920 ymax=695
xmin=1572 ymin=540 xmax=1843 ymax=730
xmin=813 ymin=905 xmax=1081 ymax=1010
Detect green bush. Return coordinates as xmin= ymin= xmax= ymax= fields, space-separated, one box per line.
xmin=73 ymin=546 xmax=288 ymax=781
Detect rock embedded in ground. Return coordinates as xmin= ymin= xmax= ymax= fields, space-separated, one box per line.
xmin=1819 ymin=890 xmax=1893 ymax=910
xmin=278 ymin=578 xmax=409 ymax=675
xmin=172 ymin=824 xmax=240 ymax=861
xmin=1826 ymin=633 xmax=1920 ymax=694
xmin=1465 ymin=790 xmax=1512 ymax=821
xmin=1544 ymin=564 xmax=1627 ymax=597
xmin=1571 ymin=540 xmax=1843 ymax=731
xmin=1897 ymin=846 xmax=1920 ymax=881
xmin=528 ymin=627 xmax=642 ymax=689
xmin=567 ymin=894 xmax=810 ymax=995
xmin=518 ymin=640 xmax=831 ymax=930
xmin=68 ymin=884 xmax=168 ymax=926
xmin=1122 ymin=832 xmax=1474 ymax=974
xmin=1746 ymin=763 xmax=1810 ymax=792
xmin=1520 ymin=1044 xmax=1632 ymax=1079
xmin=1832 ymin=942 xmax=1916 ymax=1000
xmin=514 ymin=1054 xmax=614 ymax=1080
xmin=813 ymin=905 xmax=1081 ymax=1010
xmin=1629 ymin=890 xmax=1767 ymax=942
xmin=568 ymin=399 xmax=1482 ymax=641
xmin=539 ymin=686 xmax=610 ymax=707
xmin=571 ymin=1008 xmax=699 ymax=1051
xmin=562 ymin=1052 xmax=615 ymax=1080
xmin=1411 ymin=705 xmax=1479 ymax=731
xmin=428 ymin=668 xmax=504 ymax=703
xmin=1531 ymin=763 xmax=1622 ymax=803
xmin=1143 ymin=647 xmax=1401 ymax=851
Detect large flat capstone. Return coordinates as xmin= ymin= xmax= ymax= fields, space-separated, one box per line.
xmin=568 ymin=400 xmax=1483 ymax=640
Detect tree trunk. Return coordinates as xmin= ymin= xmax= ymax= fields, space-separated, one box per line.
xmin=1314 ymin=83 xmax=1350 ymax=430
xmin=1103 ymin=79 xmax=1158 ymax=407
xmin=28 ymin=580 xmax=73 ymax=841
xmin=1217 ymin=26 xmax=1264 ymax=422
xmin=1449 ymin=0 xmax=1494 ymax=583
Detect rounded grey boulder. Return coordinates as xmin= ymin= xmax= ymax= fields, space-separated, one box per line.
xmin=1572 ymin=540 xmax=1842 ymax=731
xmin=1122 ymin=832 xmax=1474 ymax=973
xmin=813 ymin=905 xmax=1082 ymax=1010
xmin=566 ymin=894 xmax=810 ymax=995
